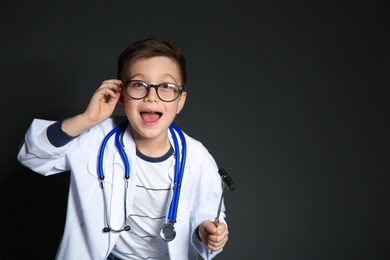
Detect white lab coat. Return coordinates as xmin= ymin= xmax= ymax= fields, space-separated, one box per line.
xmin=17 ymin=117 xmax=226 ymax=260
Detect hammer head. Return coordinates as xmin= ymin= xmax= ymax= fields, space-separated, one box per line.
xmin=218 ymin=168 xmax=236 ymax=191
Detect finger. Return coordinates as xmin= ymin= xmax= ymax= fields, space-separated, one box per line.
xmin=96 ymin=79 xmax=122 ymax=91
xmin=208 ymin=226 xmax=228 ymax=245
xmin=208 ymin=231 xmax=227 ymax=244
xmin=101 ymin=79 xmax=122 ymax=85
xmin=94 ymin=87 xmax=118 ymax=101
xmin=209 ymin=221 xmax=226 ymax=236
xmin=96 ymin=84 xmax=122 ymax=94
xmin=208 ymin=233 xmax=228 ymax=251
xmin=217 ymin=223 xmax=227 ymax=234
xmin=96 ymin=82 xmax=123 ymax=96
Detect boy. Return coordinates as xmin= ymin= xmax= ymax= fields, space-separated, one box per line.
xmin=17 ymin=38 xmax=228 ymax=259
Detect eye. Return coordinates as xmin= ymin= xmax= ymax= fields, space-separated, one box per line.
xmin=130 ymin=81 xmax=147 ymax=88
xmin=160 ymin=83 xmax=176 ymax=91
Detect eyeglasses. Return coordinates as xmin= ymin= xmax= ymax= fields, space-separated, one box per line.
xmin=122 ymin=80 xmax=184 ymax=102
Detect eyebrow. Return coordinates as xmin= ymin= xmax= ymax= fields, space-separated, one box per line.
xmin=130 ymin=73 xmax=178 ymax=83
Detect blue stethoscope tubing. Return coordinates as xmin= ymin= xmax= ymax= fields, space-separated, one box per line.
xmin=168 ymin=123 xmax=187 ymax=223
xmin=98 ymin=120 xmax=130 ymax=180
xmin=97 ymin=119 xmax=187 ymax=237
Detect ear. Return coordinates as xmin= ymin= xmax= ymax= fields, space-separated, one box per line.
xmin=118 ymin=92 xmax=125 ymax=109
xmin=176 ymin=91 xmax=187 ymax=114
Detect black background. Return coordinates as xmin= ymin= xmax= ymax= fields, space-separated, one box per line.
xmin=1 ymin=1 xmax=389 ymax=259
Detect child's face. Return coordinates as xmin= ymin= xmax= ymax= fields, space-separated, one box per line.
xmin=119 ymin=56 xmax=187 ymax=142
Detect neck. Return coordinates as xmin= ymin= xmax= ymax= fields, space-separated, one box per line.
xmin=131 ymin=131 xmax=171 ymax=158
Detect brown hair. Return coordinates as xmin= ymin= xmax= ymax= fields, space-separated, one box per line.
xmin=117 ymin=38 xmax=187 ymax=90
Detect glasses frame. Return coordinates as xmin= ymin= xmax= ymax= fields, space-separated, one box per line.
xmin=122 ymin=80 xmax=184 ymax=102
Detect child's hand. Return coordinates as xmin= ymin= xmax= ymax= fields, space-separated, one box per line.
xmin=84 ymin=79 xmax=122 ymax=124
xmin=199 ymin=220 xmax=229 ymax=252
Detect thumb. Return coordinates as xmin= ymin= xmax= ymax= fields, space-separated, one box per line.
xmin=202 ymin=220 xmax=218 ymax=234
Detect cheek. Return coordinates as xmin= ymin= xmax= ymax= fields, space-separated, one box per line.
xmin=122 ymin=99 xmax=139 ymax=116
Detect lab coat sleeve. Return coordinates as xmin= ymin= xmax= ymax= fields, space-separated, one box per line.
xmin=186 ymin=139 xmax=228 ymax=259
xmin=17 ymin=119 xmax=73 ymax=176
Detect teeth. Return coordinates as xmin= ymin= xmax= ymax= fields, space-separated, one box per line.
xmin=142 ymin=111 xmax=162 ymax=115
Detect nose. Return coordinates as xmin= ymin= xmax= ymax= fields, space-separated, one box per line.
xmin=144 ymin=85 xmax=159 ymax=102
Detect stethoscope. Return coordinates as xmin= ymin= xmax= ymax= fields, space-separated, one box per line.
xmin=97 ymin=120 xmax=187 ymax=242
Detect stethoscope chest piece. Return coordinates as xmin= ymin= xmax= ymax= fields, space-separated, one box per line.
xmin=160 ymin=223 xmax=176 ymax=242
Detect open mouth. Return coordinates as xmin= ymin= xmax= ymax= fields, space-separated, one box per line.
xmin=140 ymin=111 xmax=162 ymax=124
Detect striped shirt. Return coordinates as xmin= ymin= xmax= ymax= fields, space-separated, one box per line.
xmin=111 ymin=147 xmax=174 ymax=260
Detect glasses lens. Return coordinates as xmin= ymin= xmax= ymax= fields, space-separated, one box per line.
xmin=124 ymin=81 xmax=182 ymax=101
xmin=157 ymin=83 xmax=181 ymax=102
xmin=126 ymin=81 xmax=148 ymax=99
